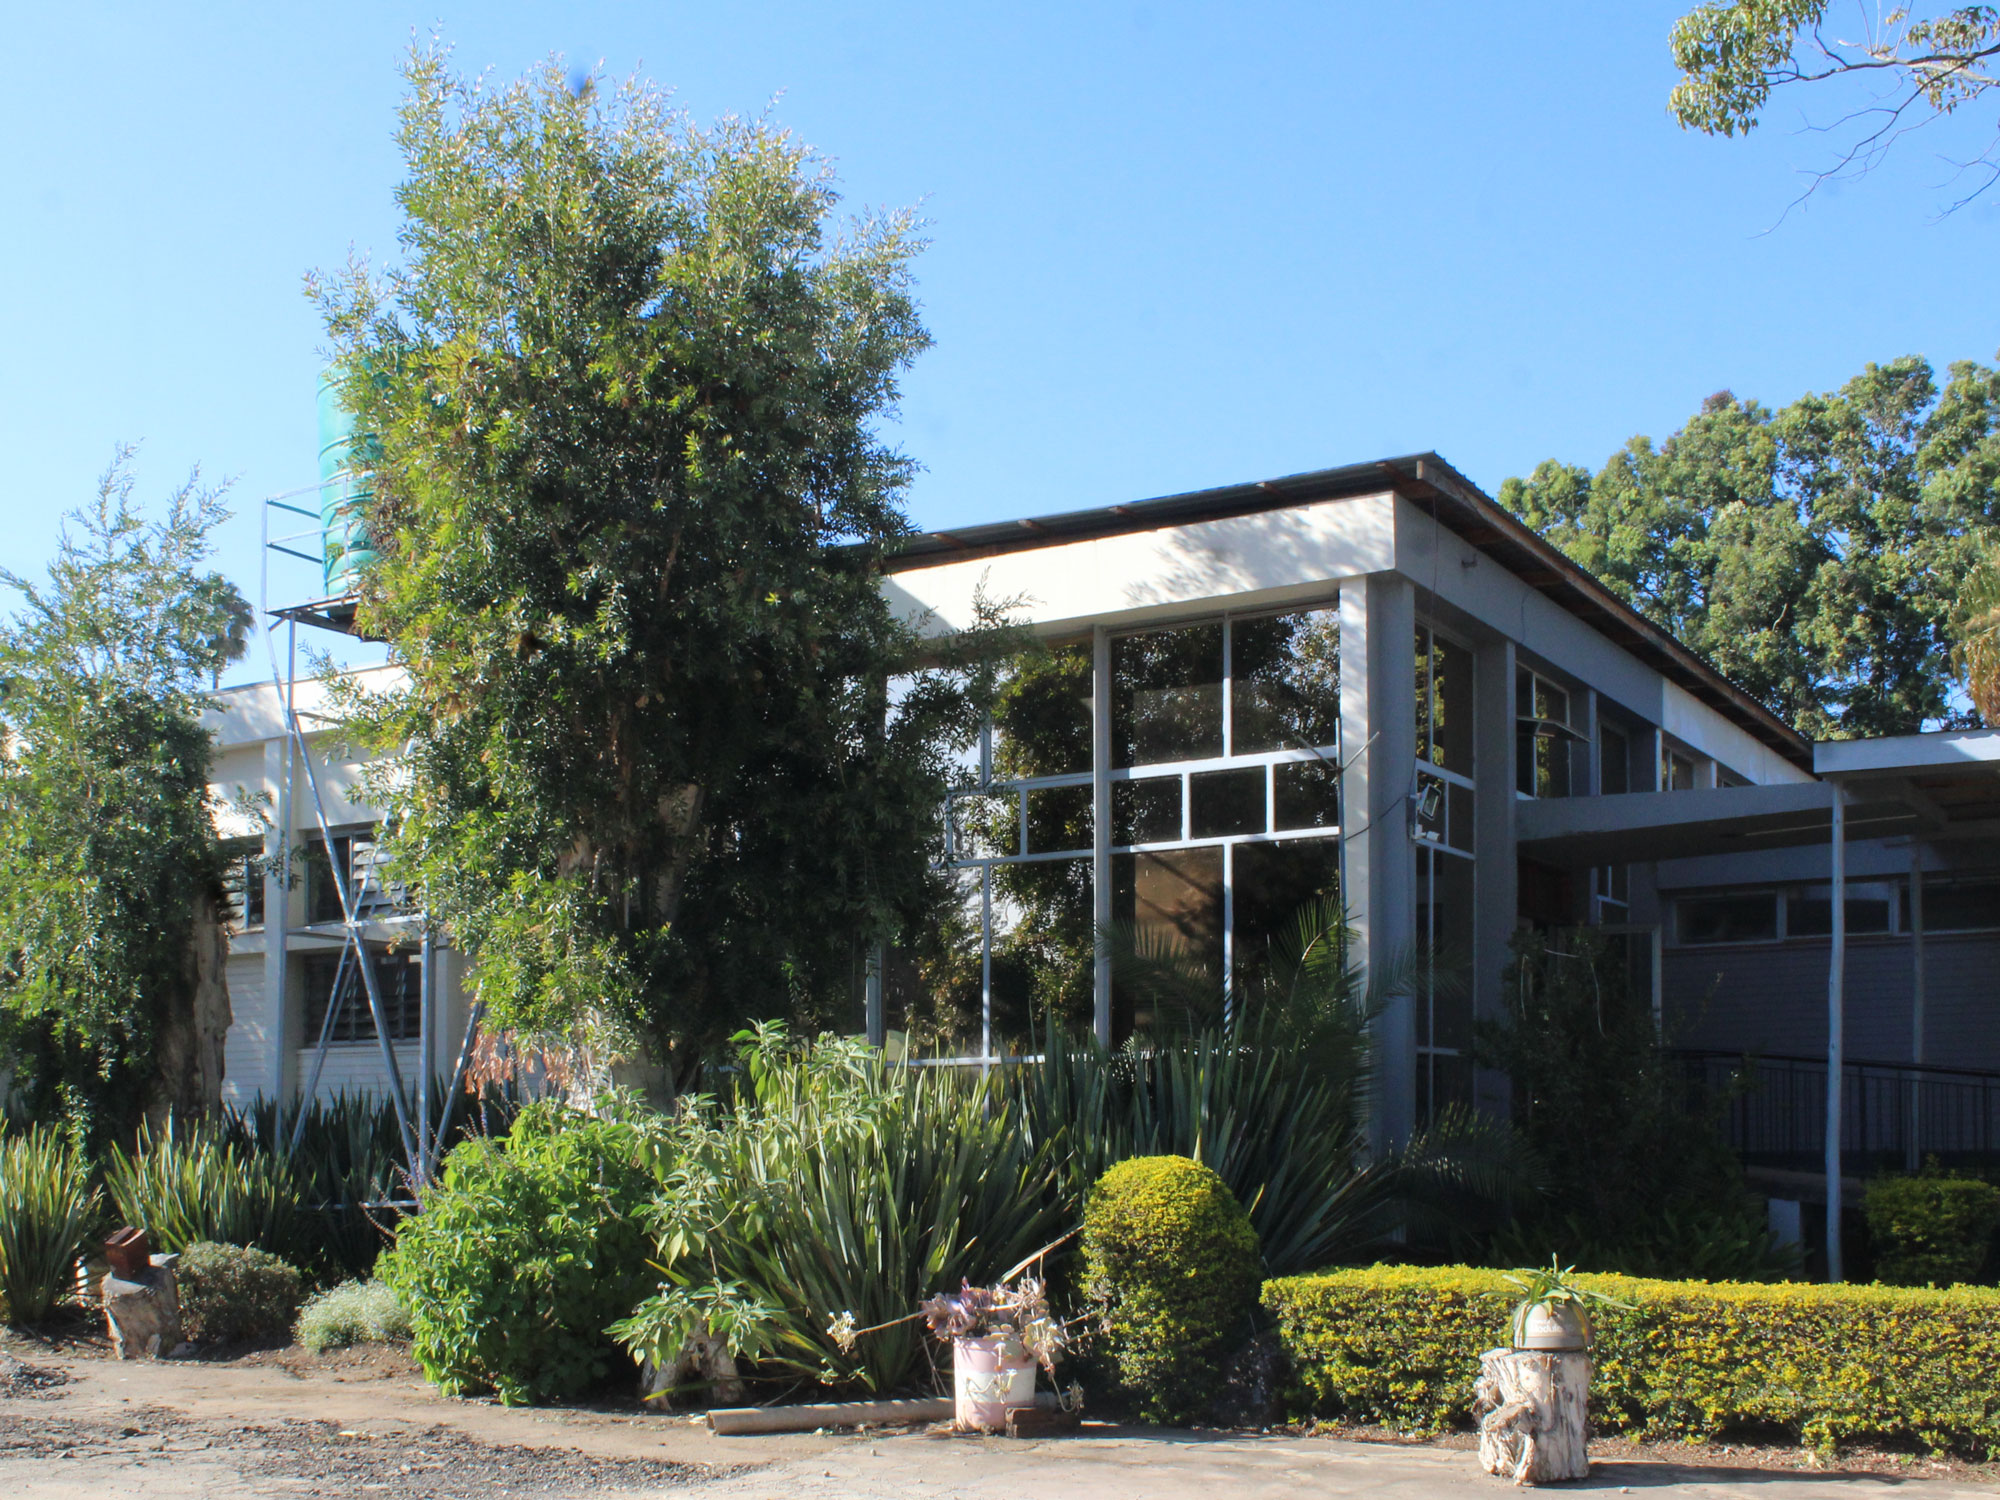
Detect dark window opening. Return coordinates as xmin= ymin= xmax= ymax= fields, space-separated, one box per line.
xmin=301 ymin=949 xmax=421 ymax=1043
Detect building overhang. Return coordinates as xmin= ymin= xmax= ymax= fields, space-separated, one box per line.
xmin=1515 ymin=783 xmax=1920 ymax=867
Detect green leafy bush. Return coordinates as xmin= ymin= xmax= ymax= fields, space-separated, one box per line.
xmin=106 ymin=1119 xmax=302 ymax=1260
xmin=177 ymin=1240 xmax=304 ymax=1343
xmin=376 ymin=1102 xmax=655 ymax=1405
xmin=1266 ymin=1264 xmax=2000 ymax=1455
xmin=1866 ymin=1171 xmax=2000 ymax=1286
xmin=0 ymin=1125 xmax=101 ymax=1325
xmin=296 ymin=1279 xmax=412 ymax=1352
xmin=1082 ymin=1154 xmax=1260 ymax=1423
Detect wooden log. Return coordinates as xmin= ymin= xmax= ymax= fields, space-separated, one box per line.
xmin=1474 ymin=1346 xmax=1589 ymax=1485
xmin=707 ymin=1397 xmax=954 ymax=1434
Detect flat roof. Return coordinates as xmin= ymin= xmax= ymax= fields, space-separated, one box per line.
xmin=887 ymin=452 xmax=1813 ymax=769
xmin=1815 ymin=727 xmax=2000 ymax=777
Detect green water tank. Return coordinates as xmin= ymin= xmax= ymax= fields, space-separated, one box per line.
xmin=316 ymin=368 xmax=380 ymax=595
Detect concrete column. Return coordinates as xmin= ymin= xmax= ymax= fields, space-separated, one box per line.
xmin=1341 ymin=573 xmax=1418 ymax=1150
xmin=1473 ymin=636 xmax=1519 ymax=1119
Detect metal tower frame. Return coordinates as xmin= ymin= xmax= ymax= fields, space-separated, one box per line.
xmin=260 ymin=485 xmax=481 ymax=1186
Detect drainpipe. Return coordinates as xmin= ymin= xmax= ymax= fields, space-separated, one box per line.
xmin=1825 ymin=782 xmax=1846 ymax=1282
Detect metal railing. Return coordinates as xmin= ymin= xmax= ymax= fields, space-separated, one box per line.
xmin=1675 ymin=1049 xmax=2000 ymax=1173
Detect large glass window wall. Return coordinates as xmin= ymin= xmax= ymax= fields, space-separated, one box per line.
xmin=1414 ymin=622 xmax=1475 ymax=1121
xmin=927 ymin=603 xmax=1342 ymax=1056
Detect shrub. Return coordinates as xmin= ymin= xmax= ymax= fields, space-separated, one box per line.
xmin=177 ymin=1240 xmax=304 ymax=1343
xmin=1266 ymin=1264 xmax=2000 ymax=1455
xmin=376 ymin=1102 xmax=655 ymax=1405
xmin=1082 ymin=1155 xmax=1260 ymax=1423
xmin=296 ymin=1279 xmax=412 ymax=1352
xmin=0 ymin=1125 xmax=101 ymax=1325
xmin=106 ymin=1119 xmax=302 ymax=1260
xmin=1865 ymin=1172 xmax=2000 ymax=1287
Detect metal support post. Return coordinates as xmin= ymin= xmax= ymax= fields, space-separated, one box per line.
xmin=1826 ymin=784 xmax=1847 ymax=1283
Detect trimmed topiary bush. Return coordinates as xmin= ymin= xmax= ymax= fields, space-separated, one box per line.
xmin=1082 ymin=1154 xmax=1261 ymax=1423
xmin=376 ymin=1103 xmax=655 ymax=1405
xmin=296 ymin=1279 xmax=412 ymax=1353
xmin=177 ymin=1241 xmax=304 ymax=1344
xmin=1865 ymin=1172 xmax=2000 ymax=1287
xmin=1265 ymin=1264 xmax=2000 ymax=1455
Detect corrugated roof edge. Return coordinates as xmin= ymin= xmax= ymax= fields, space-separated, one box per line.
xmin=884 ymin=451 xmax=1814 ymax=770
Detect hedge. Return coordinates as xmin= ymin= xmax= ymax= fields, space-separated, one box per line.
xmin=1264 ymin=1265 xmax=2000 ymax=1455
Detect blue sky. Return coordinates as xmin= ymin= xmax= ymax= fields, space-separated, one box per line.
xmin=2 ymin=2 xmax=1995 ymax=684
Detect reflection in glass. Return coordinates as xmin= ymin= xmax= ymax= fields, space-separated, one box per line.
xmin=1112 ymin=778 xmax=1182 ymax=845
xmin=1516 ymin=668 xmax=1574 ymax=798
xmin=950 ymin=792 xmax=1016 ymax=860
xmin=1416 ymin=628 xmax=1473 ymax=774
xmin=1113 ymin=624 xmax=1223 ymax=767
xmin=1026 ymin=784 xmax=1092 ymax=854
xmin=1112 ymin=847 xmax=1223 ymax=1041
xmin=1232 ymin=608 xmax=1339 ymax=754
xmin=994 ymin=643 xmax=1092 ymax=779
xmin=1788 ymin=885 xmax=1892 ymax=937
xmin=1231 ymin=839 xmax=1339 ymax=997
xmin=1675 ymin=893 xmax=1777 ymax=944
xmin=1273 ymin=758 xmax=1341 ymax=830
xmin=1190 ymin=768 xmax=1264 ymax=839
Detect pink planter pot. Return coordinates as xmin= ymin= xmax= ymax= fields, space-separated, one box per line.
xmin=952 ymin=1333 xmax=1035 ymax=1432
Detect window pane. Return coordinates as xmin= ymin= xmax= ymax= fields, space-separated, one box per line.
xmin=1601 ymin=726 xmax=1630 ymax=795
xmin=1789 ymin=885 xmax=1892 ymax=937
xmin=1417 ymin=631 xmax=1473 ymax=775
xmin=223 ymin=838 xmax=263 ymax=929
xmin=302 ymin=949 xmax=421 ymax=1043
xmin=1113 ymin=623 xmax=1223 ymax=767
xmin=1448 ymin=781 xmax=1474 ymax=854
xmin=1230 ymin=839 xmax=1339 ymax=997
xmin=1189 ymin=767 xmax=1264 ymax=839
xmin=1273 ymin=758 xmax=1342 ymax=830
xmin=1112 ymin=848 xmax=1223 ymax=1041
xmin=1676 ymin=893 xmax=1778 ymax=944
xmin=994 ymin=643 xmax=1092 ymax=779
xmin=1025 ymin=784 xmax=1092 ymax=854
xmin=950 ymin=792 xmax=1017 ymax=860
xmin=1232 ymin=607 xmax=1339 ymax=754
xmin=1112 ymin=777 xmax=1182 ymax=845
xmin=1922 ymin=877 xmax=2000 ymax=932
xmin=1415 ymin=849 xmax=1475 ymax=1051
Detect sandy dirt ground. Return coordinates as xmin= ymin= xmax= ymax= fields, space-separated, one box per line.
xmin=3 ymin=1335 xmax=1995 ymax=1500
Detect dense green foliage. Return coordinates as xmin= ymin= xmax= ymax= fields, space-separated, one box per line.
xmin=1081 ymin=1155 xmax=1261 ymax=1423
xmin=1267 ymin=1264 xmax=2000 ymax=1455
xmin=296 ymin=1279 xmax=412 ymax=1353
xmin=1669 ymin=2 xmax=2000 ymax=205
xmin=377 ymin=1103 xmax=656 ymax=1405
xmin=313 ymin=45 xmax=984 ymax=1069
xmin=0 ymin=454 xmax=250 ymax=1142
xmin=1477 ymin=928 xmax=1791 ymax=1281
xmin=1865 ymin=1171 xmax=2000 ymax=1287
xmin=176 ymin=1241 xmax=304 ymax=1344
xmin=0 ymin=1125 xmax=100 ymax=1326
xmin=1499 ymin=357 xmax=2000 ymax=737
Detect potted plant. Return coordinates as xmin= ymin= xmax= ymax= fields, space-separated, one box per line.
xmin=1501 ymin=1257 xmax=1629 ymax=1352
xmin=828 ymin=1242 xmax=1077 ymax=1432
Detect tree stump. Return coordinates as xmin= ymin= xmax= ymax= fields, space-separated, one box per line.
xmin=641 ymin=1332 xmax=744 ymax=1408
xmin=1474 ymin=1347 xmax=1589 ymax=1485
xmin=101 ymin=1253 xmax=182 ymax=1360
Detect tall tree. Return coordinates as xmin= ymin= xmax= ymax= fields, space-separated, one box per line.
xmin=1500 ymin=355 xmax=2000 ymax=738
xmin=1669 ymin=1 xmax=2000 ymax=208
xmin=0 ymin=450 xmax=249 ymax=1143
xmin=313 ymin=47 xmax=983 ymax=1074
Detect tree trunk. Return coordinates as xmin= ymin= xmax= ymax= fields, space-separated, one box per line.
xmin=144 ymin=887 xmax=232 ymax=1127
xmin=1474 ymin=1347 xmax=1590 ymax=1485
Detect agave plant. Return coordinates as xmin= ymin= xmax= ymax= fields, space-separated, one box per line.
xmin=0 ymin=1125 xmax=101 ymax=1326
xmin=104 ymin=1117 xmax=302 ymax=1259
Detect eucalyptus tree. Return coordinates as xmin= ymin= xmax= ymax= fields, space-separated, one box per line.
xmin=313 ymin=46 xmax=982 ymax=1076
xmin=0 ymin=450 xmax=250 ymax=1142
xmin=1669 ymin=1 xmax=2000 ymax=210
xmin=1500 ymin=354 xmax=2000 ymax=738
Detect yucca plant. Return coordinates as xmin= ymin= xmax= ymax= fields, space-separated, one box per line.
xmin=0 ymin=1124 xmax=101 ymax=1325
xmin=105 ymin=1117 xmax=302 ymax=1258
